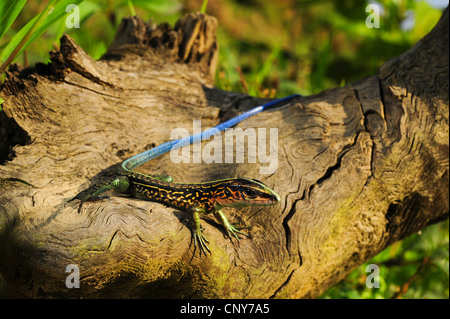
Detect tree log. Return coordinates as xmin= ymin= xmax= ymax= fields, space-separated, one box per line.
xmin=0 ymin=10 xmax=448 ymax=298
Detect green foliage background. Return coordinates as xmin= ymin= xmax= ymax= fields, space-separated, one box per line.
xmin=0 ymin=0 xmax=448 ymax=298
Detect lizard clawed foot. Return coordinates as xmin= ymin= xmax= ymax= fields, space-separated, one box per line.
xmin=192 ymin=228 xmax=210 ymax=256
xmin=189 ymin=208 xmax=211 ymax=256
xmin=67 ymin=194 xmax=111 ymax=213
xmin=225 ymin=223 xmax=250 ymax=241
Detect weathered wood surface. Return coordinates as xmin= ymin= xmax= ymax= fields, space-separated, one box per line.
xmin=0 ymin=10 xmax=448 ymax=298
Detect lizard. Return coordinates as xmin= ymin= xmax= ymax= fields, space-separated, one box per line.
xmin=68 ymin=94 xmax=301 ymax=254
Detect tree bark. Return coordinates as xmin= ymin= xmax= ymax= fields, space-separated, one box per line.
xmin=0 ymin=10 xmax=448 ymax=298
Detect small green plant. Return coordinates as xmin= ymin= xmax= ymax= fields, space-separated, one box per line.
xmin=320 ymin=220 xmax=449 ymax=299
xmin=0 ymin=0 xmax=27 ymax=75
xmin=0 ymin=0 xmax=85 ymax=75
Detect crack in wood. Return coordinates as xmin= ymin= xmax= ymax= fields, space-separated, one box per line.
xmin=269 ymin=268 xmax=296 ymax=299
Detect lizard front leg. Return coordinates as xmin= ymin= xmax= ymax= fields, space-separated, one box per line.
xmin=213 ymin=209 xmax=249 ymax=241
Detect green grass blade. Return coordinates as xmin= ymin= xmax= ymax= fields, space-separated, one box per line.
xmin=53 ymin=1 xmax=100 ymax=44
xmin=132 ymin=0 xmax=181 ymax=14
xmin=248 ymin=44 xmax=281 ymax=96
xmin=0 ymin=1 xmax=53 ymax=74
xmin=127 ymin=0 xmax=136 ymax=16
xmin=256 ymin=44 xmax=281 ymax=85
xmin=200 ymin=0 xmax=209 ymax=13
xmin=0 ymin=0 xmax=27 ymax=41
xmin=20 ymin=0 xmax=85 ymax=54
xmin=0 ymin=0 xmax=84 ymax=67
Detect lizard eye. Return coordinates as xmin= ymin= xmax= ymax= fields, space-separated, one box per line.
xmin=243 ymin=188 xmax=257 ymax=197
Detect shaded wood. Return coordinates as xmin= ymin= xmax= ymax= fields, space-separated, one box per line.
xmin=0 ymin=10 xmax=448 ymax=298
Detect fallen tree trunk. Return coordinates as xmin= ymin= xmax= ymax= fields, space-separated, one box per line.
xmin=0 ymin=9 xmax=448 ymax=298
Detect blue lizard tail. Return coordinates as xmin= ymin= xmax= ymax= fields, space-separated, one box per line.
xmin=122 ymin=94 xmax=301 ymax=171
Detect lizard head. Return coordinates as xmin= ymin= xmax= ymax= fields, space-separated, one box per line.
xmin=212 ymin=178 xmax=281 ymax=209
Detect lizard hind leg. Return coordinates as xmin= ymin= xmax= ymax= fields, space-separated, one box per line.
xmin=151 ymin=174 xmax=174 ymax=182
xmin=68 ymin=176 xmax=130 ymax=213
xmin=189 ymin=208 xmax=210 ymax=255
